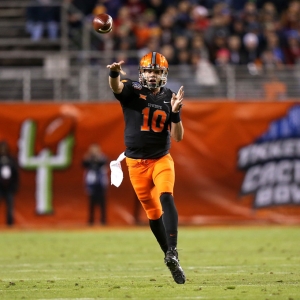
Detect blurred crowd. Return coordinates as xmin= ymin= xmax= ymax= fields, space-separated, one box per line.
xmin=26 ymin=0 xmax=60 ymax=41
xmin=26 ymin=0 xmax=300 ymax=69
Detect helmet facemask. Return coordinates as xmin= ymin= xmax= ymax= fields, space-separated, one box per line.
xmin=138 ymin=52 xmax=169 ymax=89
xmin=139 ymin=68 xmax=168 ymax=89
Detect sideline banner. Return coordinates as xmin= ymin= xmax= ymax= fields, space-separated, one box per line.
xmin=0 ymin=101 xmax=299 ymax=226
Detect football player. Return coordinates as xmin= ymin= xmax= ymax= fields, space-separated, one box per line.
xmin=107 ymin=52 xmax=185 ymax=284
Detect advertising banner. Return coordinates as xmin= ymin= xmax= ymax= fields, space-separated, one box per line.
xmin=0 ymin=101 xmax=299 ymax=226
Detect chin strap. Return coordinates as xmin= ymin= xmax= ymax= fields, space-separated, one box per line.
xmin=109 ymin=152 xmax=126 ymax=187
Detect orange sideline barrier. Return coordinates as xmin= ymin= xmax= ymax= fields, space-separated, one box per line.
xmin=0 ymin=101 xmax=300 ymax=227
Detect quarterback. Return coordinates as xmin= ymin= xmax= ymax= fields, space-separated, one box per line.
xmin=107 ymin=52 xmax=185 ymax=284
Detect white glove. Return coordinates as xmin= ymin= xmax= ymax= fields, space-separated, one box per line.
xmin=110 ymin=152 xmax=126 ymax=187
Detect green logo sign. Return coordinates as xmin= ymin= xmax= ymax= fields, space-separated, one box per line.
xmin=18 ymin=119 xmax=74 ymax=214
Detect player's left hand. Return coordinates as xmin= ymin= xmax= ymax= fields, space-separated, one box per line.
xmin=171 ymin=86 xmax=184 ymax=113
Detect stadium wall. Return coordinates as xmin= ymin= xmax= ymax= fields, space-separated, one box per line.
xmin=0 ymin=100 xmax=300 ymax=227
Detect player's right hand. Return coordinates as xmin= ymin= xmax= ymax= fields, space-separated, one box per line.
xmin=107 ymin=61 xmax=126 ymax=75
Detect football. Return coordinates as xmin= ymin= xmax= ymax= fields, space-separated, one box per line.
xmin=92 ymin=13 xmax=113 ymax=34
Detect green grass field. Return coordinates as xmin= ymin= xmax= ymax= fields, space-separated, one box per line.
xmin=0 ymin=226 xmax=299 ymax=300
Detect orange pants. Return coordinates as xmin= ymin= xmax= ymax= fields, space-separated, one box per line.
xmin=126 ymin=154 xmax=175 ymax=220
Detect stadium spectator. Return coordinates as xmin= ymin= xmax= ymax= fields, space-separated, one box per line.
xmin=145 ymin=0 xmax=168 ymax=20
xmin=203 ymin=2 xmax=231 ymax=51
xmin=243 ymin=32 xmax=261 ymax=64
xmin=160 ymin=44 xmax=177 ymax=65
xmin=173 ymin=34 xmax=190 ymax=63
xmin=176 ymin=49 xmax=195 ymax=88
xmin=190 ymin=34 xmax=210 ymax=60
xmin=112 ymin=6 xmax=134 ymax=40
xmin=190 ymin=5 xmax=210 ymax=33
xmin=24 ymin=0 xmax=300 ymax=73
xmin=133 ymin=10 xmax=161 ymax=49
xmin=264 ymin=31 xmax=285 ymax=64
xmin=158 ymin=10 xmax=176 ymax=46
xmin=259 ymin=1 xmax=279 ymax=25
xmin=280 ymin=0 xmax=300 ymax=31
xmin=284 ymin=30 xmax=300 ymax=65
xmin=215 ymin=48 xmax=230 ymax=66
xmin=208 ymin=28 xmax=229 ymax=64
xmin=257 ymin=0 xmax=288 ymax=13
xmin=124 ymin=0 xmax=147 ymax=20
xmin=229 ymin=15 xmax=246 ymax=39
xmin=66 ymin=0 xmax=99 ymax=41
xmin=177 ymin=49 xmax=191 ymax=66
xmin=82 ymin=144 xmax=108 ymax=225
xmin=138 ymin=37 xmax=161 ymax=59
xmin=230 ymin=0 xmax=250 ymax=12
xmin=66 ymin=0 xmax=83 ymax=30
xmin=92 ymin=0 xmax=123 ymax=19
xmin=113 ymin=25 xmax=135 ymax=54
xmin=92 ymin=0 xmax=107 ymax=16
xmin=71 ymin=0 xmax=98 ymax=16
xmin=193 ymin=52 xmax=220 ymax=86
xmin=26 ymin=0 xmax=60 ymax=41
xmin=260 ymin=48 xmax=284 ymax=75
xmin=242 ymin=32 xmax=262 ymax=74
xmin=204 ymin=0 xmax=231 ymax=9
xmin=0 ymin=141 xmax=19 ymax=226
xmin=173 ymin=0 xmax=193 ymax=35
xmin=240 ymin=1 xmax=259 ymax=29
xmin=114 ymin=44 xmax=139 ymax=66
xmin=227 ymin=34 xmax=245 ymax=64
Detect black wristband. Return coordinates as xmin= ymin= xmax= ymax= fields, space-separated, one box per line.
xmin=109 ymin=70 xmax=120 ymax=78
xmin=171 ymin=111 xmax=181 ymax=123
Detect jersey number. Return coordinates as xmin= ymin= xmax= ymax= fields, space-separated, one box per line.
xmin=141 ymin=107 xmax=167 ymax=133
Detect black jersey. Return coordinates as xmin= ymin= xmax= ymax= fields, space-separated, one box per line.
xmin=114 ymin=78 xmax=174 ymax=159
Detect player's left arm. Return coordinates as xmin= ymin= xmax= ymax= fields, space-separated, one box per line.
xmin=170 ymin=86 xmax=184 ymax=142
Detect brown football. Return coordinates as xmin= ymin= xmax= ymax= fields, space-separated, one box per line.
xmin=92 ymin=13 xmax=113 ymax=34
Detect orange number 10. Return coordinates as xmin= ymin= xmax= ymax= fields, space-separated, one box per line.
xmin=141 ymin=107 xmax=167 ymax=133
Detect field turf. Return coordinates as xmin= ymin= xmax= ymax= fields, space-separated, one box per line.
xmin=0 ymin=226 xmax=299 ymax=300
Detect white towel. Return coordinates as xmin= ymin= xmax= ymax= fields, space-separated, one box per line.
xmin=109 ymin=152 xmax=126 ymax=187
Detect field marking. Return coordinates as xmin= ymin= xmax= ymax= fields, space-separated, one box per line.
xmin=37 ymin=298 xmax=208 ymax=300
xmin=37 ymin=298 xmax=104 ymax=300
xmin=2 ymin=262 xmax=298 ymax=268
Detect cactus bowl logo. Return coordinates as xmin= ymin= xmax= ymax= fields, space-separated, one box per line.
xmin=238 ymin=105 xmax=300 ymax=208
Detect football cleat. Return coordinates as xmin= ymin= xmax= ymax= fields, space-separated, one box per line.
xmin=164 ymin=247 xmax=186 ymax=284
